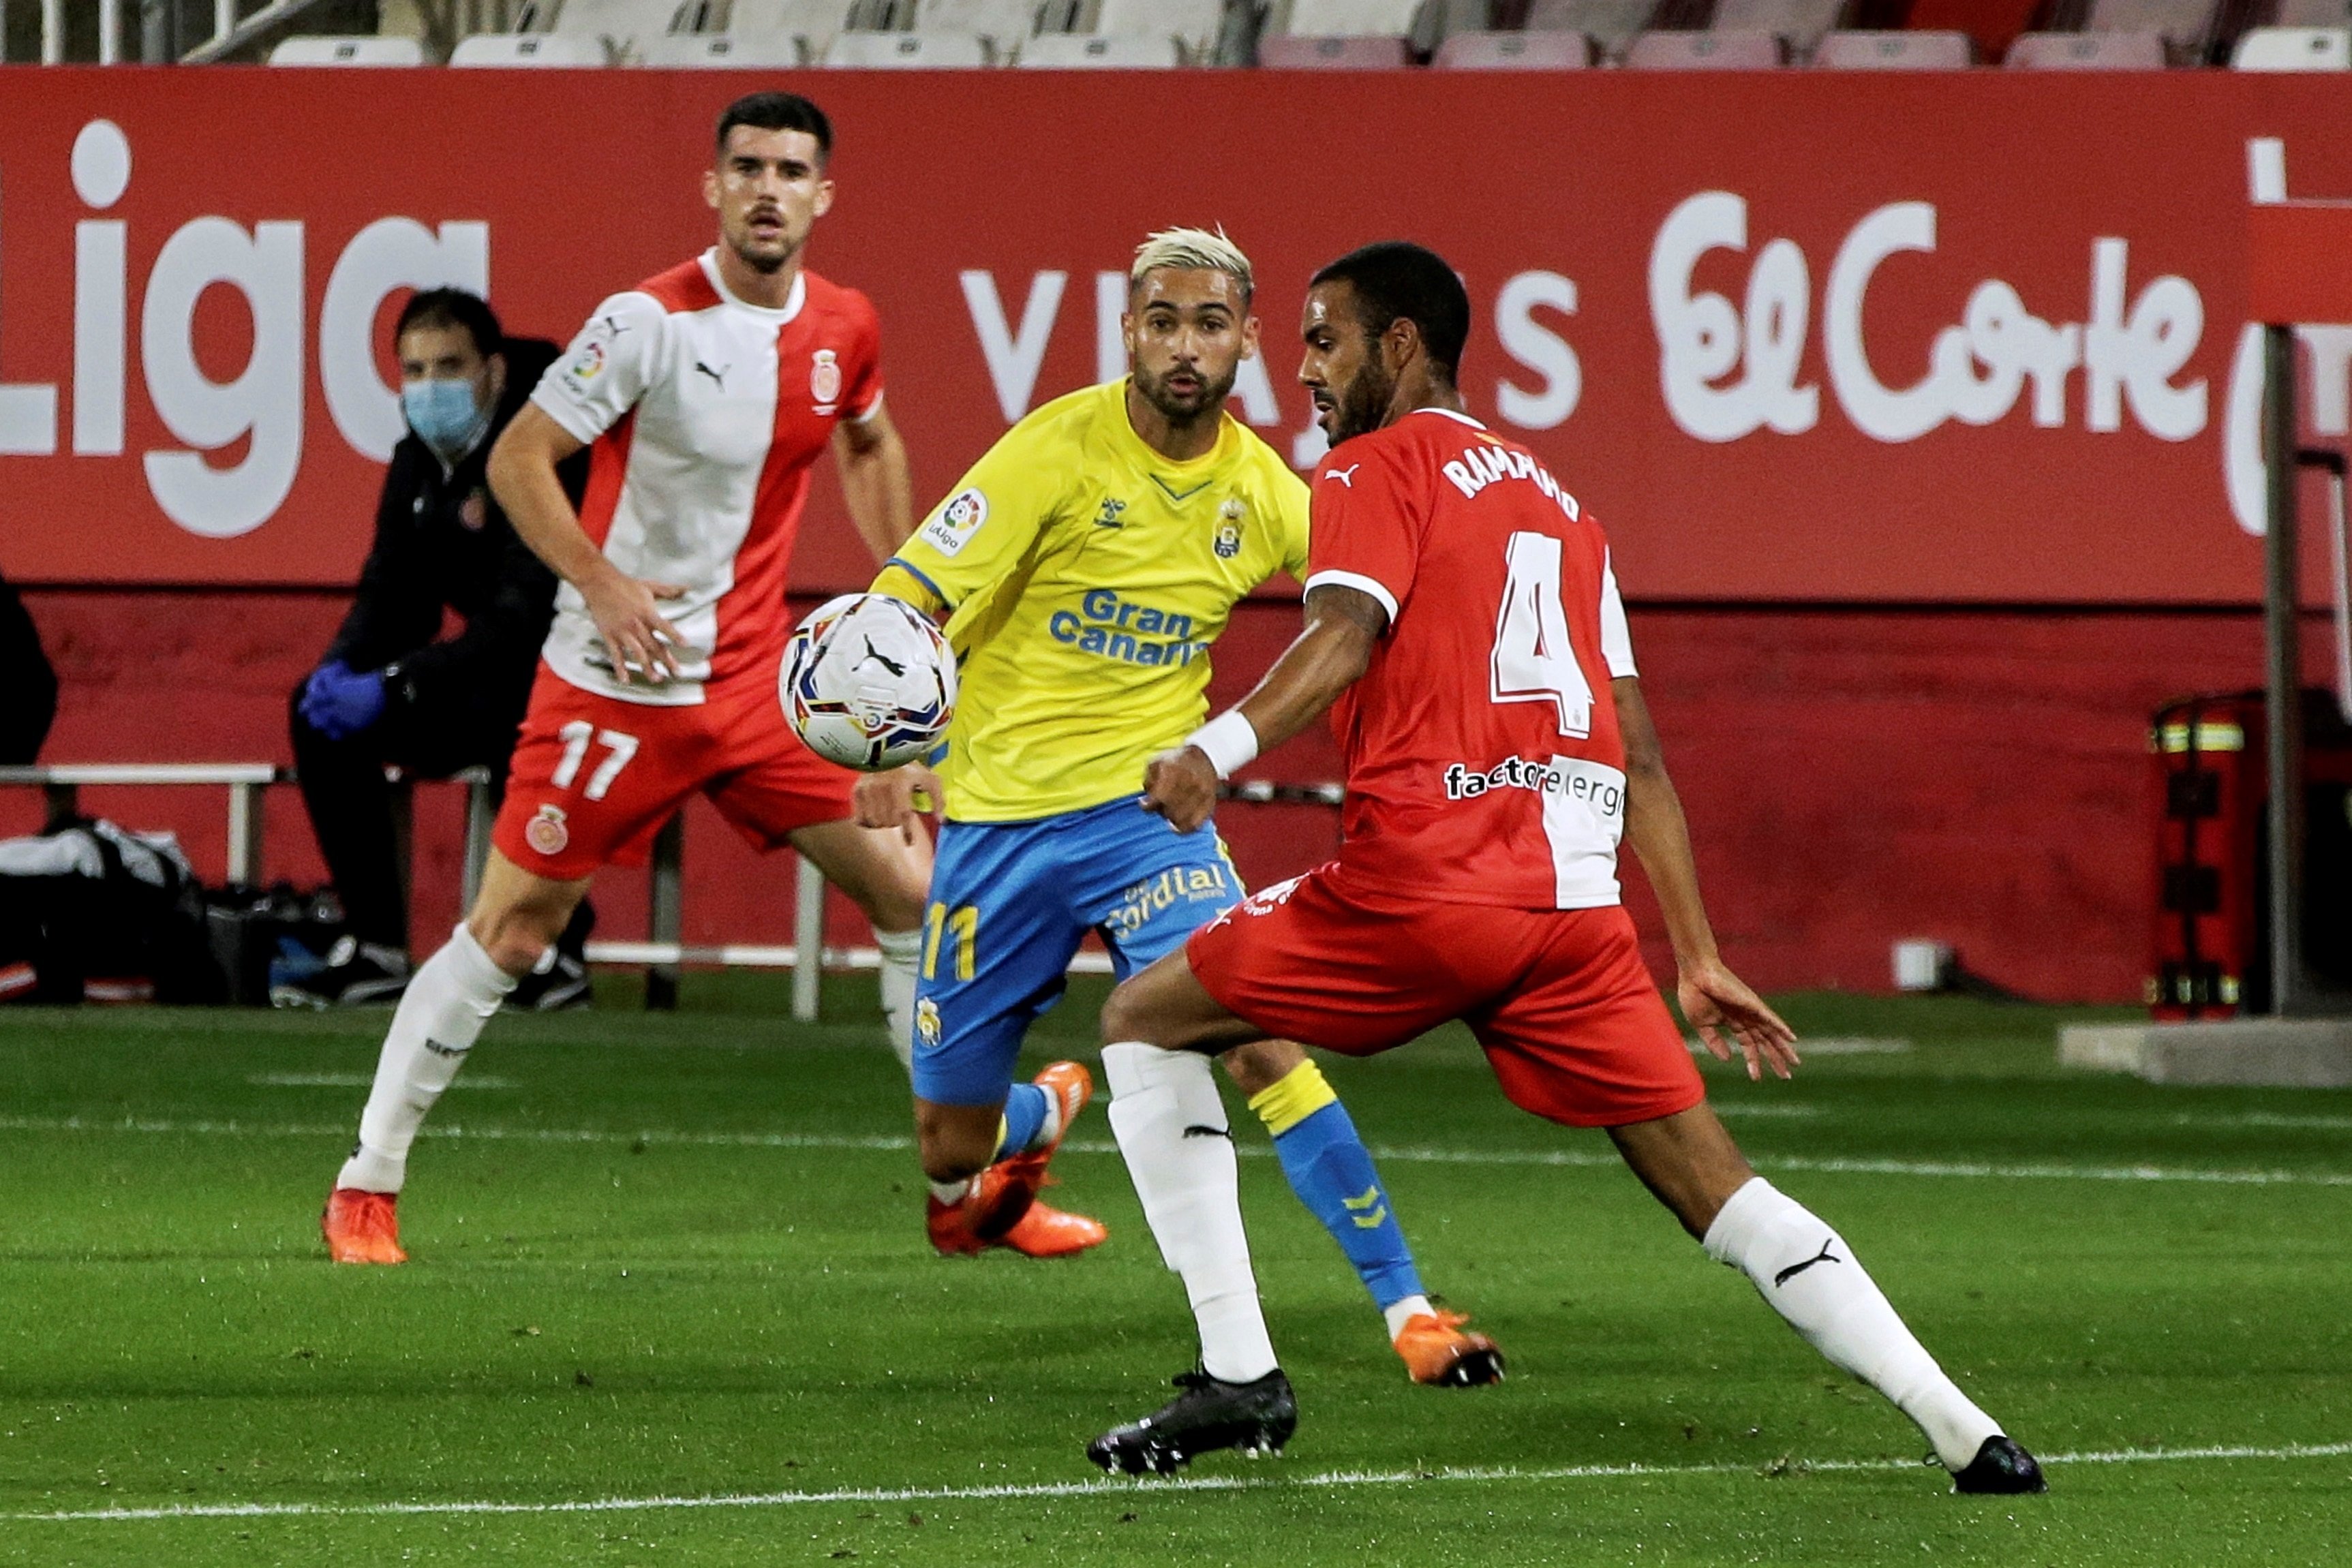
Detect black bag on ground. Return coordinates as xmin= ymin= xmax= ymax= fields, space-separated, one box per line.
xmin=0 ymin=818 xmax=225 ymax=1004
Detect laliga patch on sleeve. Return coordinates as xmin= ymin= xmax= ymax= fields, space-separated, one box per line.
xmin=918 ymin=488 xmax=988 ymax=557
xmin=559 ymin=337 xmax=609 ymax=397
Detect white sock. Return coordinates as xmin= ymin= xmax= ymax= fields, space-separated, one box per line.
xmin=1704 ymin=1177 xmax=2001 ymax=1471
xmin=875 ymin=926 xmax=922 ymax=1076
xmin=1103 ymin=1041 xmax=1277 ymax=1385
xmin=928 ymin=1178 xmax=969 ymax=1205
xmin=1384 ymin=1293 xmax=1436 ymax=1340
xmin=335 ymin=925 xmax=517 ymax=1195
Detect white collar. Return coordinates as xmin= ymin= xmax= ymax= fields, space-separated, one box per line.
xmin=1414 ymin=406 xmax=1485 ymax=430
xmin=700 ymin=249 xmax=806 ymax=324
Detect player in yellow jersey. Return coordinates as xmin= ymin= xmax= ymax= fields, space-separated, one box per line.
xmin=856 ymin=229 xmax=1502 ymax=1389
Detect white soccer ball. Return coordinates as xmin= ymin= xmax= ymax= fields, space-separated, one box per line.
xmin=782 ymin=592 xmax=957 ymax=771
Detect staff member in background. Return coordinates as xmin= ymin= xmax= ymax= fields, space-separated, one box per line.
xmin=0 ymin=566 xmax=57 ymax=765
xmin=281 ymin=289 xmax=592 ymax=1011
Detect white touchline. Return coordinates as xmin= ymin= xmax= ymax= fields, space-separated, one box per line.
xmin=3 ymin=1116 xmax=2351 ymax=1188
xmin=15 ymin=1441 xmax=2352 ymax=1524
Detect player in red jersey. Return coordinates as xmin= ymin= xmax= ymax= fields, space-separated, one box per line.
xmin=1083 ymin=242 xmax=2045 ymax=1494
xmin=320 ymin=93 xmax=1073 ymax=1264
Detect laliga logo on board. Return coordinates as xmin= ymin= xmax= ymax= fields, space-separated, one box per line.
xmin=1649 ymin=191 xmax=2208 ymax=446
xmin=0 ymin=119 xmax=489 ymax=540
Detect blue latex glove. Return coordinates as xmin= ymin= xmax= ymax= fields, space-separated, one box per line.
xmin=299 ymin=660 xmax=387 ymax=740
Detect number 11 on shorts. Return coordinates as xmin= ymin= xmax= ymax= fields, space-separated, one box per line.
xmin=923 ymin=902 xmax=978 ymax=981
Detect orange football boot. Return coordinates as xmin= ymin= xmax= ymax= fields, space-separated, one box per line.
xmin=322 ymin=1187 xmax=408 ymax=1265
xmin=994 ymin=1060 xmax=1092 ymax=1209
xmin=1394 ymin=1308 xmax=1506 ymax=1387
xmin=926 ymin=1162 xmax=1035 ymax=1257
xmin=998 ymin=1194 xmax=1108 ymax=1258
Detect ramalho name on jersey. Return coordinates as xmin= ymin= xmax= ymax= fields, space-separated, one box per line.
xmin=881 ymin=380 xmax=1310 ymax=822
xmin=1305 ymin=408 xmax=1637 ymax=910
xmin=530 ymin=252 xmax=883 ymax=707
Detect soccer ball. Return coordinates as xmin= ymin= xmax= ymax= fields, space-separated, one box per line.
xmin=781 ymin=593 xmax=957 ymax=771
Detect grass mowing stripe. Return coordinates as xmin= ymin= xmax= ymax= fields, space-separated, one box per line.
xmin=18 ymin=1441 xmax=2352 ymax=1524
xmin=3 ymin=1114 xmax=2350 ymax=1188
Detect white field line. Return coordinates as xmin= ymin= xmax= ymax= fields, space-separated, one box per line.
xmin=3 ymin=1115 xmax=2351 ymax=1188
xmin=247 ymin=1074 xmax=516 ymax=1090
xmin=14 ymin=1440 xmax=2352 ymax=1524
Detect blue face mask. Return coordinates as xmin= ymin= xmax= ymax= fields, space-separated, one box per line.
xmin=402 ymin=377 xmax=487 ymax=460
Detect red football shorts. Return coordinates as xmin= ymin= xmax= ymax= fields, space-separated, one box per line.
xmin=491 ymin=666 xmax=857 ymax=882
xmin=1187 ymin=865 xmax=1703 ymax=1128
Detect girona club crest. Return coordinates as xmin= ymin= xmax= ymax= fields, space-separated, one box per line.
xmin=810 ymin=349 xmax=842 ymax=408
xmin=525 ymin=803 xmax=570 ymax=857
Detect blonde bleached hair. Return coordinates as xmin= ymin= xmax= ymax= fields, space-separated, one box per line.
xmin=1129 ymin=226 xmax=1254 ymax=304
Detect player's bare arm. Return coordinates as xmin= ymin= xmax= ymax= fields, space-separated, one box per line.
xmin=487 ymin=402 xmax=686 ymax=686
xmin=1141 ymin=582 xmax=1386 ymax=833
xmin=1616 ymin=676 xmax=1799 ymax=1081
xmin=832 ymin=401 xmax=915 ymax=564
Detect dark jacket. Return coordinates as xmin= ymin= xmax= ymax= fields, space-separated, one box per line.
xmin=325 ymin=337 xmax=587 ymax=742
xmin=0 ymin=568 xmax=57 ymax=765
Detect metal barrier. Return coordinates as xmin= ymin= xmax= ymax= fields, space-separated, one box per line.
xmin=0 ymin=758 xmax=497 ymax=901
xmin=0 ymin=762 xmax=279 ymax=882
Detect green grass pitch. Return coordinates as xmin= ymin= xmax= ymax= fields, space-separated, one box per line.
xmin=1 ymin=979 xmax=2349 ymax=1565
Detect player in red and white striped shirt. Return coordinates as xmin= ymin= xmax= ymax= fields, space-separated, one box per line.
xmin=1084 ymin=243 xmax=2044 ymax=1495
xmin=319 ymin=94 xmax=955 ymax=1266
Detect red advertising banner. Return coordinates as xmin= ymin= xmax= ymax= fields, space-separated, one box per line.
xmin=1 ymin=68 xmax=2349 ymax=602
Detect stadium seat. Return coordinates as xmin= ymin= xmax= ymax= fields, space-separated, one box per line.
xmin=637 ymin=31 xmax=808 ymax=64
xmin=2232 ymin=25 xmax=2352 ymax=67
xmin=1709 ymin=0 xmax=1847 ymax=57
xmin=915 ymin=0 xmax=1039 ymax=57
xmin=1018 ymin=32 xmax=1185 ymax=66
xmin=823 ymin=27 xmax=990 ymax=63
xmin=1433 ymin=29 xmax=1595 ymax=66
xmin=266 ymin=35 xmax=426 ymax=65
xmin=1525 ymin=0 xmax=1662 ymax=61
xmin=1257 ymin=33 xmax=1414 ymax=65
xmin=527 ymin=0 xmax=692 ymax=44
xmin=1280 ymin=0 xmax=1424 ymax=36
xmin=1093 ymin=0 xmax=1229 ymax=63
xmin=727 ymin=0 xmax=853 ymax=61
xmin=1623 ymin=29 xmax=1785 ymax=67
xmin=2002 ymin=29 xmax=2167 ymax=66
xmin=1811 ymin=29 xmax=1973 ymax=67
xmin=2083 ymin=0 xmax=2218 ymax=61
xmin=448 ymin=32 xmax=611 ymax=63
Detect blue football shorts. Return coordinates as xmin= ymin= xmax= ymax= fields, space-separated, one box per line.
xmin=909 ymin=794 xmax=1242 ymax=1107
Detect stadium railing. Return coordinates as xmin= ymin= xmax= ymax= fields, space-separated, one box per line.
xmin=0 ymin=757 xmax=495 ymax=947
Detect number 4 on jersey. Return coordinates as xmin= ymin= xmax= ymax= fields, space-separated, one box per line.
xmin=1490 ymin=531 xmax=1594 ymax=738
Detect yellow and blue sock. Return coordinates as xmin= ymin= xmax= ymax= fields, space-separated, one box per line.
xmin=994 ymin=1081 xmax=1052 ymax=1161
xmin=1249 ymin=1059 xmax=1426 ymax=1319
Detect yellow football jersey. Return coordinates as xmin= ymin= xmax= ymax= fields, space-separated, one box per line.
xmin=875 ymin=379 xmax=1309 ymax=823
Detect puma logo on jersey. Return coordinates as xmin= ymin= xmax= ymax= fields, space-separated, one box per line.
xmin=694 ymin=360 xmax=729 ymax=391
xmin=1324 ymin=465 xmax=1360 ymax=487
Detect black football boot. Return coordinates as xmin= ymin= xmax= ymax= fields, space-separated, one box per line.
xmin=1952 ymin=1434 xmax=2048 ymax=1494
xmin=1086 ymin=1368 xmax=1297 ymax=1476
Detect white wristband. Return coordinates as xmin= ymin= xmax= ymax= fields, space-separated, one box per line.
xmin=1185 ymin=711 xmax=1259 ymax=781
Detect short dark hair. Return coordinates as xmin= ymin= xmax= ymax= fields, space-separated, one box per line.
xmin=716 ymin=91 xmax=833 ymax=163
xmin=394 ymin=288 xmax=501 ymax=359
xmin=1309 ymin=241 xmax=1471 ymax=381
